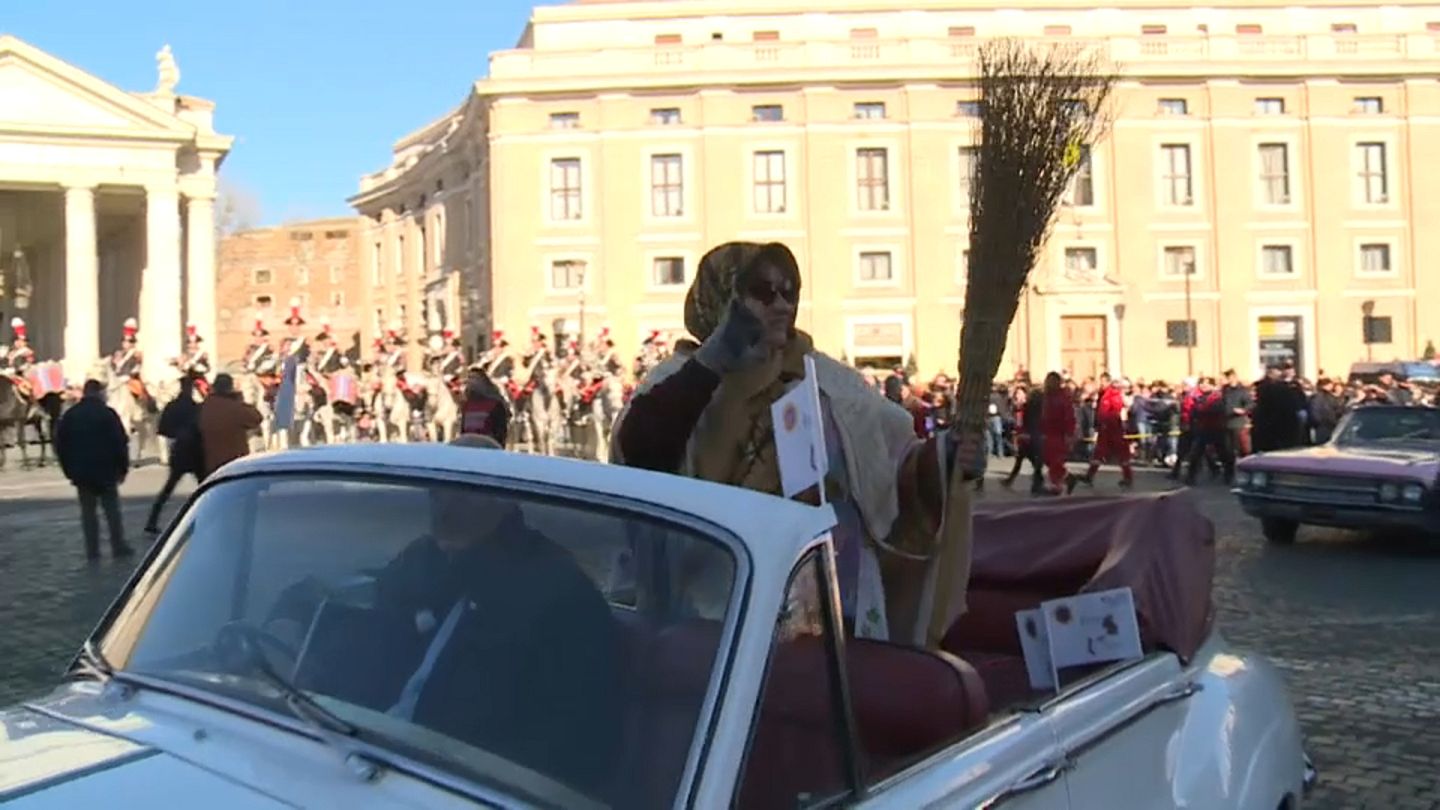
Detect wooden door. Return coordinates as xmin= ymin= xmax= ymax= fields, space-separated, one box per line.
xmin=1060 ymin=316 xmax=1108 ymax=380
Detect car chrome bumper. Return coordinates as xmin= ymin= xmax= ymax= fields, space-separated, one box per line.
xmin=1234 ymin=492 xmax=1440 ymax=535
xmin=1303 ymin=752 xmax=1318 ymax=797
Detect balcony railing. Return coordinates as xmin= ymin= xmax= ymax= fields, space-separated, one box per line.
xmin=488 ymin=32 xmax=1438 ymax=83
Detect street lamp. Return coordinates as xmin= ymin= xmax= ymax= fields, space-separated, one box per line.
xmin=1361 ymin=299 xmax=1375 ymax=362
xmin=1183 ymin=258 xmax=1195 ymax=376
xmin=1113 ymin=302 xmax=1126 ymax=377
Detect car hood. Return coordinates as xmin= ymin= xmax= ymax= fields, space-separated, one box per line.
xmin=1239 ymin=444 xmax=1440 ymax=482
xmin=0 ymin=704 xmax=285 ymax=808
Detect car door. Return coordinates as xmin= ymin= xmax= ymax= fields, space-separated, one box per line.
xmin=1045 ymin=654 xmax=1195 ymax=810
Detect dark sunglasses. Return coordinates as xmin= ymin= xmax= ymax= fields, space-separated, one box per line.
xmin=742 ymin=278 xmax=799 ymax=306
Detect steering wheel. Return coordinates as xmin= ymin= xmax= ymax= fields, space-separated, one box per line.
xmin=214 ymin=621 xmax=301 ymax=676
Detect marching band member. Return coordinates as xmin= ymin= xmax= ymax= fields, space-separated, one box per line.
xmin=244 ymin=320 xmax=278 ymax=375
xmin=282 ymin=299 xmax=310 ymax=364
xmin=435 ymin=328 xmax=466 ymax=389
xmin=110 ymin=318 xmax=143 ymax=380
xmin=3 ymin=318 xmax=35 ymax=395
xmin=479 ymin=330 xmax=514 ymax=381
xmin=312 ymin=325 xmax=348 ymax=376
xmin=180 ymin=324 xmax=211 ymax=396
xmin=383 ymin=325 xmax=408 ymax=377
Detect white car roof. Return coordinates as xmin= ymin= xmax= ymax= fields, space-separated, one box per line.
xmin=215 ymin=445 xmax=835 ymax=565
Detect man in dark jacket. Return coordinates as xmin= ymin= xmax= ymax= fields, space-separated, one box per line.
xmin=1221 ymin=369 xmax=1254 ymax=459
xmin=56 ymin=379 xmax=133 ymax=560
xmin=145 ymin=377 xmax=203 ymax=533
xmin=1308 ymin=378 xmax=1345 ymax=444
xmin=1185 ymin=378 xmax=1235 ymax=486
xmin=1252 ymin=366 xmax=1302 ymax=453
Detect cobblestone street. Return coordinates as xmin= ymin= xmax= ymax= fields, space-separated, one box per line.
xmin=0 ymin=458 xmax=1435 ymax=808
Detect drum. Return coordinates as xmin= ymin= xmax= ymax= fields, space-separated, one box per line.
xmin=27 ymin=363 xmax=65 ymax=396
xmin=328 ymin=371 xmax=358 ymax=405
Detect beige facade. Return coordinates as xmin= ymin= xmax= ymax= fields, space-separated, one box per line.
xmin=361 ymin=0 xmax=1440 ymax=381
xmin=0 ymin=36 xmax=230 ymax=380
xmin=215 ymin=217 xmax=367 ymax=363
xmin=349 ymin=96 xmax=491 ymax=367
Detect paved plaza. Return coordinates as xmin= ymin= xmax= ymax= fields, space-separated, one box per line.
xmin=0 ymin=457 xmax=1435 ymax=808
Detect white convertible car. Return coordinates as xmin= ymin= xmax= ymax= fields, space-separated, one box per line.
xmin=0 ymin=445 xmax=1314 ymax=808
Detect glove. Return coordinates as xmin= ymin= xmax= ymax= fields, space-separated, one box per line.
xmin=694 ymin=298 xmax=770 ymax=375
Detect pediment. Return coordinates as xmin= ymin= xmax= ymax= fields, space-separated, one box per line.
xmin=0 ymin=36 xmax=191 ymax=138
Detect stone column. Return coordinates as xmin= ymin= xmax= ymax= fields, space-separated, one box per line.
xmin=63 ymin=185 xmax=100 ymax=381
xmin=184 ymin=194 xmax=216 ymax=348
xmin=142 ymin=186 xmax=183 ymax=379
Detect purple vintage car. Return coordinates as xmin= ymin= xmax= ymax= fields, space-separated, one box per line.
xmin=1233 ymin=405 xmax=1440 ymax=543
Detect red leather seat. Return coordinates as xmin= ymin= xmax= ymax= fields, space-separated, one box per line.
xmin=943 ymin=588 xmax=1056 ymax=657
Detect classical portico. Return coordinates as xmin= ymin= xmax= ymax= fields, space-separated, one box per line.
xmin=0 ymin=35 xmax=231 ymax=380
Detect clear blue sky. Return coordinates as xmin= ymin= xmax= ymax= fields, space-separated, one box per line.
xmin=6 ymin=0 xmax=538 ymax=224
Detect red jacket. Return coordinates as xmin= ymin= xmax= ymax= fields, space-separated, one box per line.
xmin=1096 ymin=387 xmax=1125 ymax=429
xmin=1041 ymin=390 xmax=1076 ymax=437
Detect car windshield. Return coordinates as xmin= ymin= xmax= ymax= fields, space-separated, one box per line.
xmin=95 ymin=472 xmax=740 ymax=809
xmin=1334 ymin=408 xmax=1440 ymax=446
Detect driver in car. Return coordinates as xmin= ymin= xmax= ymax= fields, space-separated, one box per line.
xmin=371 ymin=445 xmax=622 ymax=798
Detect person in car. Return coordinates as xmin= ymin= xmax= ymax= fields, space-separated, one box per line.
xmin=615 ymin=241 xmax=979 ymax=644
xmin=372 ymin=452 xmax=621 ymax=797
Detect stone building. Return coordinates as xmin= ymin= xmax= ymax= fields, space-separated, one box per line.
xmin=215 ymin=217 xmax=367 ymax=364
xmin=0 ymin=35 xmax=230 ymax=380
xmin=359 ymin=0 xmax=1440 ymax=381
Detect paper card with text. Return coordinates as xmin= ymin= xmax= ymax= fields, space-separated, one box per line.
xmin=1040 ymin=587 xmax=1144 ymax=672
xmin=1014 ymin=608 xmax=1057 ymax=690
xmin=771 ymin=355 xmax=829 ymax=499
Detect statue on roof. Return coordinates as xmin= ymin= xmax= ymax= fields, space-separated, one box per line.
xmin=155 ymin=44 xmax=180 ymax=95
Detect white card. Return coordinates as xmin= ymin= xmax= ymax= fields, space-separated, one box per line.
xmin=1041 ymin=587 xmax=1144 ymax=673
xmin=1015 ymin=608 xmax=1056 ymax=690
xmin=771 ymin=355 xmax=829 ymax=499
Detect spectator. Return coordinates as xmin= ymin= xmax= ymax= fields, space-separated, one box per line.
xmin=55 ymin=379 xmax=133 ymax=560
xmin=1221 ymin=369 xmax=1254 ymax=459
xmin=1253 ymin=366 xmax=1303 ymax=453
xmin=986 ymin=384 xmax=1009 ymax=457
xmin=144 ymin=376 xmax=204 ymax=533
xmin=198 ymin=373 xmax=263 ymax=478
xmin=1002 ymin=386 xmax=1046 ymax=494
xmin=1309 ymin=378 xmax=1344 ymax=444
xmin=1185 ymin=377 xmax=1235 ymax=485
xmin=459 ymin=367 xmax=512 ymax=446
xmin=1147 ymin=383 xmax=1179 ymax=465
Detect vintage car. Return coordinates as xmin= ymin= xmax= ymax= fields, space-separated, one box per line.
xmin=1235 ymin=404 xmax=1440 ymax=544
xmin=1 ymin=445 xmax=1313 ymax=808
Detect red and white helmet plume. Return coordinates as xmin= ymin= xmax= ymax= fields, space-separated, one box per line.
xmin=9 ymin=317 xmax=25 ymax=340
xmin=123 ymin=317 xmax=139 ymax=338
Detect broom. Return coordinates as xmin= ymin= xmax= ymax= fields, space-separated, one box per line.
xmin=925 ymin=39 xmax=1116 ymax=648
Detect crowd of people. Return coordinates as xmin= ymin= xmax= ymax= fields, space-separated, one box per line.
xmin=869 ymin=361 xmax=1437 ymax=496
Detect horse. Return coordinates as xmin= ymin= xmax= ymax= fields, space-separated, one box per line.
xmin=98 ymin=361 xmax=161 ymax=467
xmin=427 ymin=376 xmax=461 ymax=444
xmin=0 ymin=377 xmax=32 ymax=470
xmin=586 ymin=374 xmax=626 ymax=463
xmin=24 ymin=390 xmax=68 ymax=468
xmin=375 ymin=371 xmax=424 ymax=443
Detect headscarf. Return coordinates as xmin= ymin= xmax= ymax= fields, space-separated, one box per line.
xmin=685 ymin=241 xmax=801 ymax=342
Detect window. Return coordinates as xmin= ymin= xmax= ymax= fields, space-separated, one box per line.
xmin=1044 ymin=24 xmax=1072 ymax=35
xmin=853 ymin=102 xmax=887 ymax=119
xmin=752 ymin=104 xmax=784 ymax=122
xmin=1063 ymin=247 xmax=1099 ymax=281
xmin=329 ymin=263 xmax=343 ymax=283
xmin=652 ymin=256 xmax=686 ymax=287
xmin=1161 ymin=245 xmax=1197 ymax=278
xmin=1353 ymin=96 xmax=1383 ymax=114
xmin=857 ymin=251 xmax=894 ymax=283
xmin=736 ymin=551 xmax=851 ymax=808
xmin=753 ymin=150 xmax=787 ymax=214
xmin=654 ymin=33 xmax=681 ymax=45
xmin=395 ymin=234 xmax=406 ymax=278
xmin=329 ymin=291 xmax=345 ymax=307
xmin=295 ymin=265 xmax=310 ymax=286
xmin=753 ymin=30 xmax=779 ymax=41
xmin=371 ymin=242 xmax=381 ymax=285
xmin=1258 ymin=143 xmax=1291 ymax=205
xmin=1166 ymin=320 xmax=1198 ymax=348
xmin=856 ymin=148 xmax=890 ymax=211
xmin=1260 ymin=244 xmax=1295 ymax=276
xmin=1157 ymin=98 xmax=1188 ymax=116
xmin=253 ymin=294 xmax=273 ymax=309
xmin=324 ymin=229 xmax=349 ymax=240
xmin=1159 ymin=144 xmax=1193 ymax=205
xmin=1063 ymin=146 xmax=1093 ymax=206
xmin=956 ymin=100 xmax=983 ymax=117
xmin=289 ymin=231 xmax=314 ymax=242
xmin=549 ymin=112 xmax=580 ymax=130
xmin=550 ymin=158 xmax=583 ymax=221
xmin=1141 ymin=23 xmax=1168 ymax=35
xmin=1363 ymin=315 xmax=1393 ymax=345
xmin=958 ymin=146 xmax=979 ymax=204
xmin=650 ymin=107 xmax=682 ymax=125
xmin=949 ymin=25 xmax=976 ymax=37
xmin=650 ymin=154 xmax=684 ymax=217
xmin=1332 ymin=22 xmax=1358 ymax=33
xmin=1236 ymin=23 xmax=1263 ymax=34
xmin=252 ymin=268 xmax=272 ymax=285
xmin=1359 ymin=243 xmax=1392 ymax=274
xmin=1254 ymin=97 xmax=1286 ymax=115
xmin=550 ymin=259 xmax=586 ymax=290
xmin=1356 ymin=142 xmax=1389 ymax=203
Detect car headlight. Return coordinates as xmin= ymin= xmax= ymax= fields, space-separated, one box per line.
xmin=1234 ymin=470 xmax=1250 ymax=487
xmin=1402 ymin=483 xmax=1425 ymax=503
xmin=1379 ymin=482 xmax=1400 ymax=502
xmin=1250 ymin=471 xmax=1269 ymax=489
